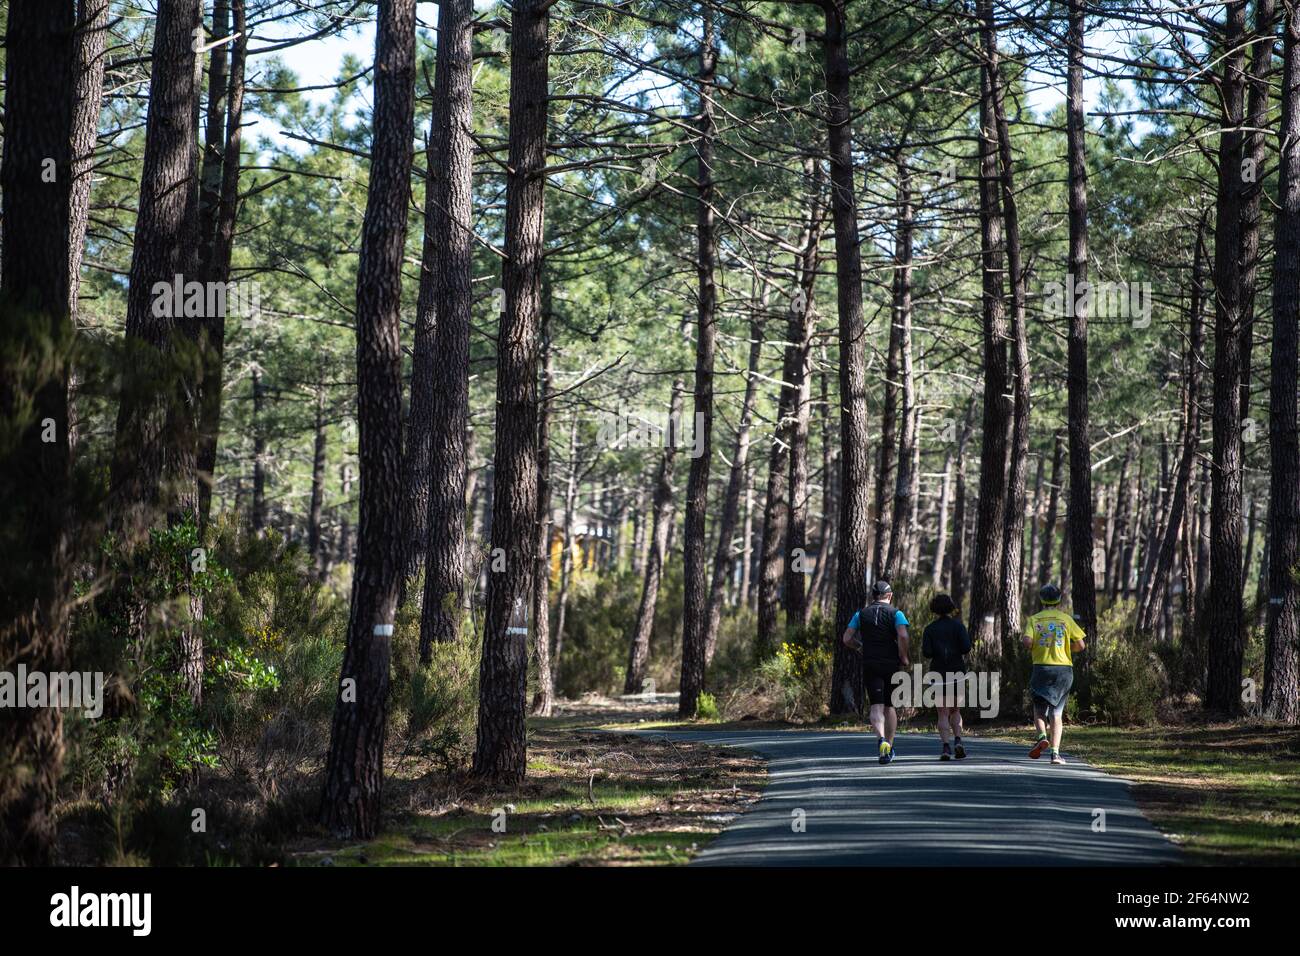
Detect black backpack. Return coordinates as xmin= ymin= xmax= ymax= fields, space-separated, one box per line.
xmin=857 ymin=601 xmax=899 ymax=661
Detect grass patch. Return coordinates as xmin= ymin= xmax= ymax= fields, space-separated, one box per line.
xmin=989 ymin=721 xmax=1300 ymax=865
xmin=289 ymin=717 xmax=765 ymax=867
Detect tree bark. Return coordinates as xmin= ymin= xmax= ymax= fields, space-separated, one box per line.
xmin=550 ymin=418 xmax=579 ymax=687
xmin=1265 ymin=0 xmax=1300 ymax=723
xmin=108 ymin=0 xmax=204 ymax=705
xmin=532 ymin=309 xmax=555 ymax=716
xmin=986 ymin=19 xmax=1031 ymax=663
xmin=1203 ymin=0 xmax=1251 ymax=714
xmin=679 ymin=3 xmax=719 ymax=717
xmin=1238 ymin=0 xmax=1277 ymax=424
xmin=65 ymin=0 xmax=110 ymax=456
xmin=418 ymin=0 xmax=475 ymax=653
xmin=968 ymin=0 xmax=1011 ymax=653
xmin=884 ymin=157 xmax=915 ymax=583
xmin=1139 ymin=221 xmax=1206 ymax=632
xmin=0 ymin=0 xmax=77 ymax=866
xmin=625 ymin=383 xmax=684 ymax=694
xmin=704 ymin=316 xmax=764 ymax=664
xmin=950 ymin=403 xmax=974 ymax=610
xmin=783 ymin=163 xmax=826 ymax=632
xmin=308 ymin=381 xmax=327 ymax=574
xmin=472 ymin=0 xmax=549 ymax=783
xmin=1039 ymin=430 xmax=1065 ymax=586
xmin=822 ymin=0 xmax=871 ymax=716
xmin=319 ymin=0 xmax=416 ymax=835
xmin=196 ymin=0 xmax=247 ymax=530
xmin=1065 ymin=0 xmax=1097 ymax=707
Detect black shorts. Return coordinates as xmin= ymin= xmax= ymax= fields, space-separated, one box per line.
xmin=862 ymin=660 xmax=901 ymax=707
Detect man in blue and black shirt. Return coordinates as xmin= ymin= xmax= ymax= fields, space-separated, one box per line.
xmin=841 ymin=580 xmax=910 ymax=764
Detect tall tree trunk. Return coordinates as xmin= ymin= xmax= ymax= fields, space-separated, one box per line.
xmin=625 ymin=383 xmax=684 ymax=694
xmin=109 ymin=0 xmax=204 ymax=705
xmin=550 ymin=418 xmax=579 ymax=687
xmin=987 ymin=20 xmax=1031 ymax=662
xmin=949 ymin=404 xmax=974 ymax=609
xmin=874 ymin=277 xmax=902 ymax=579
xmin=932 ymin=445 xmax=955 ymax=588
xmin=1239 ymin=0 xmax=1277 ymax=424
xmin=740 ymin=464 xmax=756 ymax=607
xmin=704 ymin=317 xmax=764 ymax=664
xmin=196 ymin=0 xmax=246 ymax=530
xmin=319 ymin=0 xmax=416 ymax=835
xmin=1065 ymin=0 xmax=1097 ymax=707
xmin=783 ymin=164 xmax=826 ymax=632
xmin=419 ymin=0 xmax=475 ymax=653
xmin=1039 ymin=430 xmax=1065 ymax=585
xmin=250 ymin=368 xmax=266 ymax=530
xmin=809 ymin=363 xmax=837 ymax=608
xmin=66 ymin=0 xmax=110 ymax=455
xmin=0 ymin=0 xmax=77 ymax=866
xmin=905 ymin=402 xmax=922 ymax=575
xmin=1265 ymin=1 xmax=1300 ymax=723
xmin=1138 ymin=219 xmax=1205 ymax=635
xmin=756 ymin=383 xmax=792 ymax=654
xmin=308 ymin=381 xmax=327 ymax=574
xmin=1025 ymin=452 xmax=1045 ymax=590
xmin=885 ymin=157 xmax=915 ymax=582
xmin=968 ymin=0 xmax=1011 ymax=653
xmin=472 ymin=0 xmax=549 ymax=783
xmin=1109 ymin=445 xmax=1134 ymax=602
xmin=532 ymin=309 xmax=555 ymax=716
xmin=822 ymin=0 xmax=871 ymax=716
xmin=679 ymin=4 xmax=718 ymax=717
xmin=1204 ymin=0 xmax=1251 ymax=714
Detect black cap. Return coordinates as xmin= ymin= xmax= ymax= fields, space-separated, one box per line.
xmin=872 ymin=580 xmax=892 ymax=598
xmin=1039 ymin=583 xmax=1062 ymax=605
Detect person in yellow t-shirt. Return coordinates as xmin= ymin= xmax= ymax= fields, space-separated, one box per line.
xmin=1021 ymin=583 xmax=1086 ymax=765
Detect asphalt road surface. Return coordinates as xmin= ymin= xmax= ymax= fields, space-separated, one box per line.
xmin=654 ymin=729 xmax=1181 ymax=866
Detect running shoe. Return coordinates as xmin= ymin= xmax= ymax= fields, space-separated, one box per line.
xmin=1050 ymin=750 xmax=1066 ymax=765
xmin=954 ymin=739 xmax=966 ymax=760
xmin=1029 ymin=735 xmax=1050 ymax=759
xmin=940 ymin=742 xmax=952 ymax=762
xmin=879 ymin=739 xmax=894 ymax=764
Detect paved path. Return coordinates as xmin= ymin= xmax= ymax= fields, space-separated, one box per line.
xmin=654 ymin=730 xmax=1181 ymax=866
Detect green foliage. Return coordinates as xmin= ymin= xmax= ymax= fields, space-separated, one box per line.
xmin=719 ymin=615 xmax=833 ymax=723
xmin=202 ymin=515 xmax=347 ymax=760
xmin=389 ymin=585 xmax=481 ymax=773
xmin=694 ymin=692 xmax=720 ymax=721
xmin=558 ymin=568 xmax=682 ymax=696
xmin=1085 ymin=601 xmax=1167 ymax=725
xmin=66 ymin=515 xmax=224 ymax=799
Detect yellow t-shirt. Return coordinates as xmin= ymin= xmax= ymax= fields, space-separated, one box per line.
xmin=1026 ymin=608 xmax=1086 ymax=666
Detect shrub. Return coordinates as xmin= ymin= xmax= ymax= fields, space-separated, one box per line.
xmin=718 ymin=615 xmax=833 ymax=723
xmin=1085 ymin=601 xmax=1166 ymax=725
xmin=694 ymin=691 xmax=720 ymax=720
xmin=558 ymin=567 xmax=678 ymax=696
xmin=400 ymin=633 xmax=481 ymax=773
xmin=201 ymin=515 xmax=347 ymax=771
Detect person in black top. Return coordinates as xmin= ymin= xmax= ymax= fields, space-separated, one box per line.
xmin=842 ymin=580 xmax=911 ymax=764
xmin=921 ymin=593 xmax=972 ymax=761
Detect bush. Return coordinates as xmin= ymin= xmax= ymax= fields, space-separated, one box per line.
xmin=719 ymin=615 xmax=833 ymax=723
xmin=695 ymin=692 xmax=720 ymax=720
xmin=557 ymin=566 xmax=683 ymax=696
xmin=1085 ymin=601 xmax=1166 ymax=725
xmin=400 ymin=634 xmax=480 ymax=773
xmin=708 ymin=604 xmax=761 ymax=686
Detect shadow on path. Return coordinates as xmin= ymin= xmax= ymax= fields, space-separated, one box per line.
xmin=645 ymin=730 xmax=1182 ymax=867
